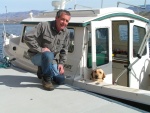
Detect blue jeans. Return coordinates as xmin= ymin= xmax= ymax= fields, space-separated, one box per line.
xmin=31 ymin=51 xmax=65 ymax=85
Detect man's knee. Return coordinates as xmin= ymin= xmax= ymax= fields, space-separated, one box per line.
xmin=42 ymin=52 xmax=54 ymax=62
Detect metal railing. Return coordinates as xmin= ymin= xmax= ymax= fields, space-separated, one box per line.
xmin=117 ymin=0 xmax=147 ymax=14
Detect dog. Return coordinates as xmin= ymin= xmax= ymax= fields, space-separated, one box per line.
xmin=90 ymin=69 xmax=105 ymax=83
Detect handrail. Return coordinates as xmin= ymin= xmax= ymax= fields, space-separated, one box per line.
xmin=117 ymin=1 xmax=146 ymax=9
xmin=117 ymin=1 xmax=147 ymax=14
xmin=74 ymin=4 xmax=93 ymax=10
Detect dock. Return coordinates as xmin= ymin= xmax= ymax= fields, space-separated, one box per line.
xmin=0 ymin=66 xmax=148 ymax=113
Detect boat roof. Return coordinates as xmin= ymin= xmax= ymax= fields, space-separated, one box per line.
xmin=21 ymin=7 xmax=150 ymax=27
xmin=0 ymin=66 xmax=147 ymax=113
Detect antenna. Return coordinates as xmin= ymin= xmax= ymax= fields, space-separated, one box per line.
xmin=101 ymin=0 xmax=103 ymax=8
xmin=142 ymin=0 xmax=147 ymax=9
xmin=5 ymin=6 xmax=8 ymax=21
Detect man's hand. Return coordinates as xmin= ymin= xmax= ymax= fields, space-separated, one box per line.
xmin=42 ymin=47 xmax=50 ymax=52
xmin=58 ymin=64 xmax=64 ymax=75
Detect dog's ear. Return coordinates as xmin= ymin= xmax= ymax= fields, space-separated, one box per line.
xmin=91 ymin=72 xmax=93 ymax=78
xmin=102 ymin=72 xmax=106 ymax=79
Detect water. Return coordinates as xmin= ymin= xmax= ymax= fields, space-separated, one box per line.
xmin=0 ymin=23 xmax=22 ymax=59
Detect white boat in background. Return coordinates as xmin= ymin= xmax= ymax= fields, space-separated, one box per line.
xmin=1 ymin=0 xmax=150 ymax=111
xmin=2 ymin=24 xmax=19 ymax=46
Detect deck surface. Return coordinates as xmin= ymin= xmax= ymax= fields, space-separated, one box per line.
xmin=0 ymin=66 xmax=148 ymax=113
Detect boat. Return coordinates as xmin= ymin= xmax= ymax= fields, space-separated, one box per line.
xmin=1 ymin=0 xmax=150 ymax=111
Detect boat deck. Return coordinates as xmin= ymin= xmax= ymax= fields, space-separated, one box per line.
xmin=0 ymin=66 xmax=148 ymax=113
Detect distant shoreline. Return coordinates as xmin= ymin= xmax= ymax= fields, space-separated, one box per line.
xmin=0 ymin=21 xmax=21 ymax=24
xmin=0 ymin=10 xmax=150 ymax=24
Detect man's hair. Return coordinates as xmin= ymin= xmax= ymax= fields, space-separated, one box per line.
xmin=56 ymin=10 xmax=71 ymax=18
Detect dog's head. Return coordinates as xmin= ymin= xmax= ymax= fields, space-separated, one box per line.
xmin=91 ymin=69 xmax=105 ymax=80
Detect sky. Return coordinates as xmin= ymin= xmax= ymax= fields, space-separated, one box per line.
xmin=0 ymin=0 xmax=150 ymax=14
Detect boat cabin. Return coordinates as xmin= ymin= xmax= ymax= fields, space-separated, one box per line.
xmin=6 ymin=7 xmax=150 ymax=91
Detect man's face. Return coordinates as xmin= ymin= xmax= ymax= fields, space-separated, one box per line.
xmin=56 ymin=12 xmax=71 ymax=32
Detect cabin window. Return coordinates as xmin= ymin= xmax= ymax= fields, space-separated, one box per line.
xmin=68 ymin=28 xmax=74 ymax=53
xmin=119 ymin=25 xmax=128 ymax=41
xmin=22 ymin=26 xmax=36 ymax=42
xmin=133 ymin=26 xmax=146 ymax=57
xmin=87 ymin=28 xmax=109 ymax=68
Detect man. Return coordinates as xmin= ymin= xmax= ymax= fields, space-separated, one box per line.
xmin=24 ymin=10 xmax=71 ymax=91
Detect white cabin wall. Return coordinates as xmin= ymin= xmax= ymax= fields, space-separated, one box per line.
xmin=84 ymin=20 xmax=113 ymax=84
xmin=129 ymin=20 xmax=150 ymax=90
xmin=82 ymin=26 xmax=91 ymax=80
xmin=139 ymin=58 xmax=150 ymax=90
xmin=79 ymin=27 xmax=87 ymax=80
xmin=130 ymin=44 xmax=150 ymax=90
xmin=65 ymin=27 xmax=85 ymax=79
xmin=130 ymin=58 xmax=150 ymax=90
xmin=146 ymin=60 xmax=150 ymax=90
xmin=146 ymin=44 xmax=150 ymax=90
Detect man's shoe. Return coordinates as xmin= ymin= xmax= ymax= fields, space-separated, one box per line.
xmin=42 ymin=78 xmax=54 ymax=91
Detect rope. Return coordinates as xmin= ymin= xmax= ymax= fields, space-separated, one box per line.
xmin=0 ymin=56 xmax=16 ymax=68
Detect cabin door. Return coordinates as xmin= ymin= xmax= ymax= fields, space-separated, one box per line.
xmin=89 ymin=20 xmax=112 ymax=84
xmin=129 ymin=20 xmax=148 ymax=88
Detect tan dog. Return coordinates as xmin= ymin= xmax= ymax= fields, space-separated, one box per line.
xmin=90 ymin=69 xmax=105 ymax=83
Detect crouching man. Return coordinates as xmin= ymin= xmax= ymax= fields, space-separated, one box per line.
xmin=24 ymin=10 xmax=71 ymax=91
